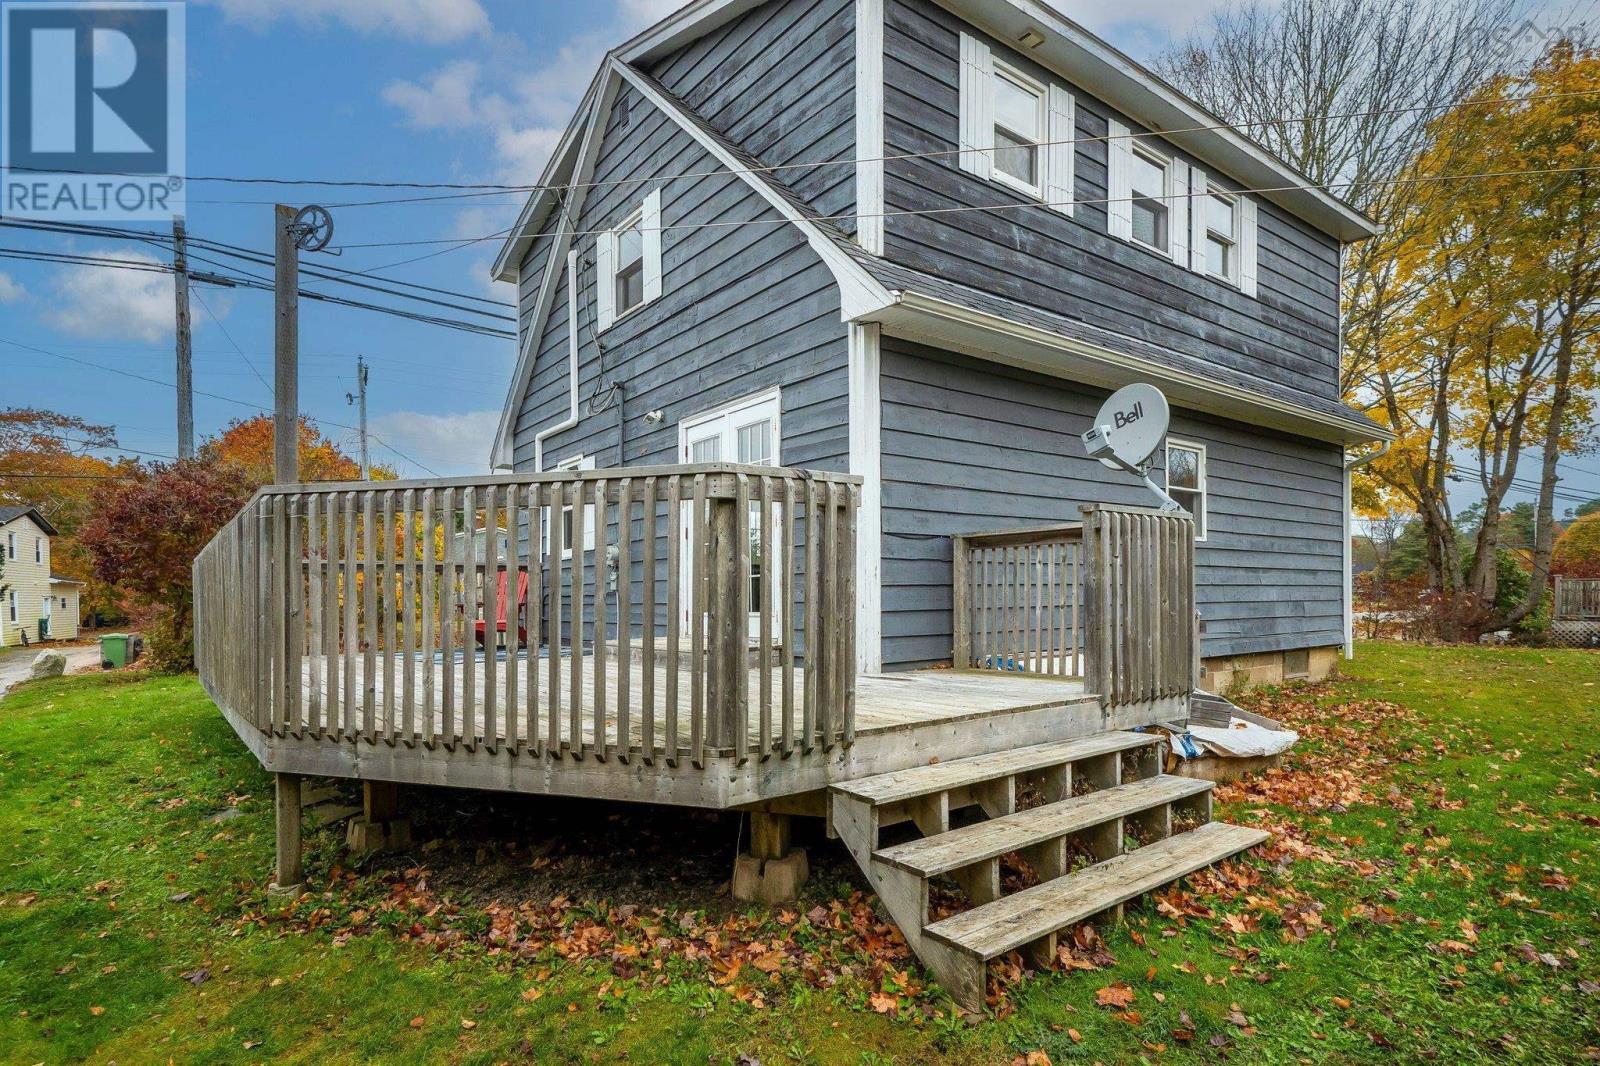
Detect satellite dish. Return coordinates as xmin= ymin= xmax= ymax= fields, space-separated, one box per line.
xmin=1085 ymin=383 xmax=1169 ymax=472
xmin=1080 ymin=382 xmax=1183 ymax=513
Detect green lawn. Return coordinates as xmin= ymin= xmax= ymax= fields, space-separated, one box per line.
xmin=1 ymin=643 xmax=1597 ymax=1064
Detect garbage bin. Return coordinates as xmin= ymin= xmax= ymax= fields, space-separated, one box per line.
xmin=101 ymin=634 xmax=130 ymax=670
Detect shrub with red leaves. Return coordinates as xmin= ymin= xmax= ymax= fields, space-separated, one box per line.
xmin=80 ymin=459 xmax=253 ymax=671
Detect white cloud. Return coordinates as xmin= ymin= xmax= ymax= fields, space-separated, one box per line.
xmin=617 ymin=0 xmax=690 ymax=26
xmin=0 ymin=272 xmax=25 ymax=304
xmin=45 ymin=249 xmax=173 ymax=343
xmin=369 ymin=408 xmax=499 ymax=476
xmin=198 ymin=0 xmax=489 ymax=43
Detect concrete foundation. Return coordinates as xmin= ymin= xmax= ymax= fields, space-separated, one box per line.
xmin=1199 ymin=645 xmax=1339 ymax=693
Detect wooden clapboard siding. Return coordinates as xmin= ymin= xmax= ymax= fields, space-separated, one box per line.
xmin=879 ymin=337 xmax=1345 ymax=669
xmin=510 ymin=79 xmax=851 ymax=473
xmin=646 ymin=0 xmax=856 ymax=228
xmin=880 ymin=0 xmax=1343 ymax=402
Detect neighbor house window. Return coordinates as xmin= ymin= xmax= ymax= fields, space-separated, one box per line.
xmin=7 ymin=592 xmax=15 ymax=623
xmin=5 ymin=533 xmax=13 ymax=560
xmin=1203 ymin=192 xmax=1238 ymax=283
xmin=1129 ymin=146 xmax=1171 ymax=254
xmin=596 ymin=188 xmax=662 ymax=331
xmin=1166 ymin=440 xmax=1207 ymax=540
xmin=991 ymin=64 xmax=1045 ymax=196
xmin=35 ymin=537 xmax=42 ymax=563
xmin=957 ymin=33 xmax=1075 ymax=213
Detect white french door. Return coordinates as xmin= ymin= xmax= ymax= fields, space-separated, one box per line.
xmin=678 ymin=390 xmax=782 ymax=643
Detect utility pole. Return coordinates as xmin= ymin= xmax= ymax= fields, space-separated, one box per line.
xmin=273 ymin=204 xmax=299 ymax=485
xmin=347 ymin=354 xmax=370 ymax=480
xmin=173 ymin=217 xmax=194 ymax=459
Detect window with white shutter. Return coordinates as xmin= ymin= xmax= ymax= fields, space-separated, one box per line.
xmin=1184 ymin=166 xmax=1258 ymax=294
xmin=597 ymin=187 xmax=663 ymax=332
xmin=958 ymin=33 xmax=1075 ymax=214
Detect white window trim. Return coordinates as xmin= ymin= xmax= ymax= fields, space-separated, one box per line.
xmin=988 ymin=61 xmax=1047 ymax=200
xmin=5 ymin=532 xmax=13 ymax=560
xmin=1166 ymin=438 xmax=1208 ymax=542
xmin=1186 ymin=167 xmax=1258 ymax=295
xmin=596 ymin=187 xmax=663 ymax=333
xmin=7 ymin=591 xmax=15 ymax=623
xmin=1127 ymin=142 xmax=1174 ymax=258
xmin=547 ymin=453 xmax=597 ymax=558
xmin=678 ymin=387 xmax=784 ymax=643
xmin=958 ymin=33 xmax=1075 ymax=216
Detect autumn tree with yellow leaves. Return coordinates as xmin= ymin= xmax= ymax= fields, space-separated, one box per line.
xmin=1348 ymin=42 xmax=1600 ymax=632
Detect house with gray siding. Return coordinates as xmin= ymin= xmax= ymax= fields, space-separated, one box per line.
xmin=192 ymin=0 xmax=1396 ymax=1011
xmin=490 ymin=0 xmax=1390 ymax=688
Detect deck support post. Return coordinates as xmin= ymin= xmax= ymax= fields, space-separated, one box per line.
xmin=347 ymin=779 xmax=412 ymax=855
xmin=707 ymin=496 xmax=741 ymax=751
xmin=732 ymin=810 xmax=809 ymax=904
xmin=268 ymin=772 xmax=305 ymax=897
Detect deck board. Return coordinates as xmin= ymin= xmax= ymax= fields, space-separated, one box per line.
xmin=289 ymin=651 xmax=1085 ymax=750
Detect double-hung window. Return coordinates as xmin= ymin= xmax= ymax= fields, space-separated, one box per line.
xmin=1202 ymin=192 xmax=1238 ymax=284
xmin=1166 ymin=440 xmax=1207 ymax=540
xmin=34 ymin=537 xmax=42 ymax=564
xmin=596 ymin=188 xmax=662 ymax=331
xmin=990 ymin=66 xmax=1045 ymax=197
xmin=5 ymin=533 xmax=13 ymax=560
xmin=1129 ymin=146 xmax=1171 ymax=254
xmin=958 ymin=33 xmax=1075 ymax=214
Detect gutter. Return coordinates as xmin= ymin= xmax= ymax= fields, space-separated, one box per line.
xmin=532 ymin=250 xmax=583 ymax=472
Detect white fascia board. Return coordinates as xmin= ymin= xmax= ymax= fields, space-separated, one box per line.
xmin=490 ymin=68 xmax=622 ymax=469
xmin=870 ymin=291 xmax=1394 ymax=446
xmin=611 ymin=61 xmax=896 ymax=320
xmin=937 ymin=0 xmax=1376 ymax=242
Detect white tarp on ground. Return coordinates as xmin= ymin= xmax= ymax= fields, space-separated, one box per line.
xmin=1183 ymin=717 xmax=1299 ymax=759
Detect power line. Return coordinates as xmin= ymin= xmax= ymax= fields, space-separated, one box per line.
xmin=1 ymin=336 xmax=446 ymax=479
xmin=192 ymin=284 xmax=271 ymax=395
xmin=7 ymin=85 xmax=1597 ymax=205
xmin=324 ymin=163 xmax=1600 ymax=252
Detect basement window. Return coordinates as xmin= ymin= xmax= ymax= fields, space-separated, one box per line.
xmin=1166 ymin=439 xmax=1207 ymax=540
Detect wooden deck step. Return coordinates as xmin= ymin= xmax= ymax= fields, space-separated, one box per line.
xmin=832 ymin=732 xmax=1160 ymax=806
xmin=875 ymin=775 xmax=1213 ymax=877
xmin=925 ymin=822 xmax=1269 ymax=961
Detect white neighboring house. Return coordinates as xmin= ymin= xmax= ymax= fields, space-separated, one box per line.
xmin=0 ymin=506 xmax=81 ymax=646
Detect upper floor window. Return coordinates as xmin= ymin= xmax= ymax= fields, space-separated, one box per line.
xmin=958 ymin=33 xmax=1075 ymax=214
xmin=991 ymin=66 xmax=1045 ymax=196
xmin=1129 ymin=145 xmax=1172 ymax=254
xmin=34 ymin=537 xmax=42 ymax=563
xmin=1166 ymin=439 xmax=1207 ymax=540
xmin=596 ymin=187 xmax=662 ymax=331
xmin=5 ymin=532 xmax=13 ymax=560
xmin=1202 ymin=192 xmax=1238 ymax=283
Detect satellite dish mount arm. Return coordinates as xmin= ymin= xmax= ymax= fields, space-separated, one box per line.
xmin=1085 ymin=426 xmax=1184 ymax=513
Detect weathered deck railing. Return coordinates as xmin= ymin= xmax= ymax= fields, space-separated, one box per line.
xmin=950 ymin=505 xmax=1196 ymax=712
xmin=1080 ymin=504 xmax=1195 ymax=711
xmin=194 ymin=464 xmax=860 ymax=766
xmin=952 ymin=523 xmax=1084 ymax=676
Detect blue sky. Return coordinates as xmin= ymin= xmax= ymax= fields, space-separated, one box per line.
xmin=1 ymin=0 xmax=1596 ymax=514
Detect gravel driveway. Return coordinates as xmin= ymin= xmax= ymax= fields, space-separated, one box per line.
xmin=0 ymin=644 xmax=104 ymax=700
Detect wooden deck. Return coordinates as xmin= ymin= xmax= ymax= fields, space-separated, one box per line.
xmin=194 ymin=468 xmax=1194 ymax=810
xmin=286 ymin=649 xmax=1086 ymax=749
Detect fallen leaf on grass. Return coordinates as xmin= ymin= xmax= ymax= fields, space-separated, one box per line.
xmin=869 ymin=992 xmax=899 ymax=1015
xmin=1095 ymin=982 xmax=1136 ymax=1009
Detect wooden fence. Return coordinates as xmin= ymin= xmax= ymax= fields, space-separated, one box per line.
xmin=193 ymin=464 xmax=860 ymax=766
xmin=1554 ymin=576 xmax=1600 ymax=620
xmin=952 ymin=523 xmax=1084 ymax=676
xmin=1080 ymin=505 xmax=1196 ymax=710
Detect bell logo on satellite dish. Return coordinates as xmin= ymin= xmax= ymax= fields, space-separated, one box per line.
xmin=1080 ymin=383 xmax=1185 ymax=513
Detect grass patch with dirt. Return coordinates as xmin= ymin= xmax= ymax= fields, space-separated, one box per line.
xmin=0 ymin=642 xmax=1596 ymax=1064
